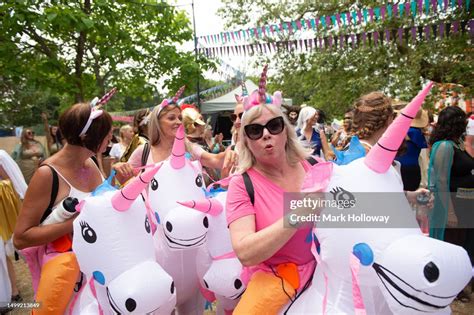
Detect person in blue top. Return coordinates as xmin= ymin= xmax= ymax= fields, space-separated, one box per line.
xmin=395 ymin=109 xmax=428 ymax=191
xmin=295 ymin=106 xmax=323 ymax=157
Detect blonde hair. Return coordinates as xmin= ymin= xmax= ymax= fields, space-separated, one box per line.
xmin=119 ymin=124 xmax=132 ymax=139
xmin=148 ymin=105 xmax=180 ymax=146
xmin=236 ymin=105 xmax=312 ymax=173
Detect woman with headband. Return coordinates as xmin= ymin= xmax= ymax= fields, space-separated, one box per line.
xmin=14 ymin=94 xmax=114 ymax=314
xmin=115 ymin=86 xmax=237 ymax=181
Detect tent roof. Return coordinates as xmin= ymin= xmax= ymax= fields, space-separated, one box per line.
xmin=201 ymin=79 xmax=292 ymax=114
xmin=201 ymin=79 xmax=258 ymax=114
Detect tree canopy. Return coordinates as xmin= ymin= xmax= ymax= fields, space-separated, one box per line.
xmin=218 ymin=0 xmax=473 ymax=119
xmin=0 ymin=0 xmax=214 ymax=126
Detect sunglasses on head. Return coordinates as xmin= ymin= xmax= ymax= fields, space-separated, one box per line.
xmin=244 ymin=116 xmax=285 ymax=140
xmin=230 ymin=112 xmax=243 ymax=122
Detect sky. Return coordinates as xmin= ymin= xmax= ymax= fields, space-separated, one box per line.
xmin=175 ymin=0 xmax=252 ymax=81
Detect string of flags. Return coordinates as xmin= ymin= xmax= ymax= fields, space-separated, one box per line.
xmin=198 ymin=0 xmax=471 ymax=45
xmin=198 ymin=20 xmax=473 ymax=57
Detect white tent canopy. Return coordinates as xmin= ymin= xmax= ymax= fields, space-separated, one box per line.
xmin=201 ymin=79 xmax=292 ymax=114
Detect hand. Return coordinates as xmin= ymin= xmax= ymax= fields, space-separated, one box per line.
xmin=406 ymin=188 xmax=434 ymax=209
xmin=447 ymin=208 xmax=458 ymax=228
xmin=215 ymin=133 xmax=223 ymax=144
xmin=41 ymin=112 xmax=48 ymax=121
xmin=222 ymin=147 xmax=238 ymax=170
xmin=112 ymin=162 xmax=136 ymax=182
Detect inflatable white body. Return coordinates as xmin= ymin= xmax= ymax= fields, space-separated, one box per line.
xmin=286 ymin=83 xmax=472 ymax=314
xmin=71 ymin=166 xmax=176 ymax=314
xmin=180 ymin=191 xmax=245 ymax=315
xmin=148 ymin=125 xmax=208 ymax=314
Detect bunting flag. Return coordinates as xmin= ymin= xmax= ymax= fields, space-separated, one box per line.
xmin=200 ymin=0 xmax=468 ymax=44
xmin=197 ymin=19 xmax=472 ymax=56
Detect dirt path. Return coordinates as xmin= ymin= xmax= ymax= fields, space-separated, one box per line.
xmin=9 ymin=258 xmax=474 ymax=314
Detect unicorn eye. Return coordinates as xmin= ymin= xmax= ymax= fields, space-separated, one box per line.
xmin=151 ymin=178 xmax=159 ymax=191
xmin=145 ymin=216 xmax=151 ymax=234
xmin=195 ymin=174 xmax=203 ymax=187
xmin=80 ymin=221 xmax=97 ymax=243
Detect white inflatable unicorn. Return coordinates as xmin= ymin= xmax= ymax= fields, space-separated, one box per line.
xmin=148 ymin=125 xmax=208 ymax=314
xmin=286 ymin=83 xmax=472 ymax=314
xmin=179 ymin=191 xmax=246 ymax=315
xmin=70 ymin=165 xmax=176 ymax=315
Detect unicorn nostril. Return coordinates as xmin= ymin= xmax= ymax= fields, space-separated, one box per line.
xmin=234 ymin=279 xmax=242 ymax=290
xmin=424 ymin=261 xmax=439 ymax=283
xmin=203 ymin=217 xmax=209 ymax=228
xmin=125 ymin=298 xmax=137 ymax=312
xmin=166 ymin=221 xmax=173 ymax=232
xmin=170 ymin=281 xmax=175 ymax=294
xmin=203 ymin=280 xmax=209 ymax=289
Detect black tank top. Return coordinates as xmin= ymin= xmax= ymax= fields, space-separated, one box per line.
xmin=450 ymin=147 xmax=474 ymax=192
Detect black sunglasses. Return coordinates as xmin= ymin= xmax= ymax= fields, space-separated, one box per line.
xmin=244 ymin=116 xmax=285 ymax=140
xmin=230 ymin=112 xmax=243 ymax=122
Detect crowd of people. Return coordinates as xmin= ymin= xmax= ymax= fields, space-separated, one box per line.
xmin=0 ymin=68 xmax=473 ymax=314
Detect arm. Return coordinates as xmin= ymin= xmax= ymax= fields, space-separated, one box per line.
xmin=0 ymin=165 xmax=9 ymax=180
xmin=13 ymin=167 xmax=75 ymax=249
xmin=330 ymin=130 xmax=342 ymax=147
xmin=41 ymin=113 xmax=53 ymax=151
xmin=198 ymin=146 xmax=238 ymax=170
xmin=319 ymin=130 xmax=335 ymax=161
xmin=229 ymin=216 xmax=296 ymax=266
xmin=227 ymin=177 xmax=297 ymax=266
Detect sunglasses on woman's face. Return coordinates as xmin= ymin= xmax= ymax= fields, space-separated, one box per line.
xmin=26 ymin=131 xmax=35 ymax=136
xmin=230 ymin=112 xmax=243 ymax=122
xmin=244 ymin=116 xmax=285 ymax=140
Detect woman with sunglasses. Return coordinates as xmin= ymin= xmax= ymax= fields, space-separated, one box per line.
xmin=226 ymin=66 xmax=322 ymax=314
xmin=14 ymin=101 xmax=113 ymax=314
xmin=11 ymin=129 xmax=47 ymax=184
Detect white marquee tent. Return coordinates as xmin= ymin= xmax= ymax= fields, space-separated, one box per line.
xmin=201 ymin=79 xmax=292 ymax=114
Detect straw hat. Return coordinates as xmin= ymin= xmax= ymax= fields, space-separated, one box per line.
xmin=182 ymin=107 xmax=205 ymax=126
xmin=392 ymin=99 xmax=428 ymax=128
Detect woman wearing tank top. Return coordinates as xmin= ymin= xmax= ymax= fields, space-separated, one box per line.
xmin=14 ymin=102 xmax=113 ymax=314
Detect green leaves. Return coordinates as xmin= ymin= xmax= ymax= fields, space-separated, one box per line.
xmin=1 ymin=0 xmax=211 ymax=124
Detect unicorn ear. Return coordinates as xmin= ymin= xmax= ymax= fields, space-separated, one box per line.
xmin=272 ymin=91 xmax=282 ymax=107
xmin=235 ymin=94 xmax=243 ymax=103
xmin=243 ymin=96 xmax=252 ymax=111
xmin=160 ymin=99 xmax=169 ymax=108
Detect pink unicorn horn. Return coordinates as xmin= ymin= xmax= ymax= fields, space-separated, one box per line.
xmin=177 ymin=198 xmax=223 ymax=216
xmin=258 ymin=65 xmax=268 ymax=104
xmin=365 ymin=82 xmax=434 ymax=173
xmin=170 ymin=124 xmax=186 ymax=169
xmin=111 ymin=163 xmax=162 ymax=211
xmin=171 ymin=85 xmax=186 ymax=104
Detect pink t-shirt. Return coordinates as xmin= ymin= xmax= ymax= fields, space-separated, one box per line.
xmin=128 ymin=143 xmax=204 ymax=168
xmin=226 ymin=161 xmax=314 ymax=267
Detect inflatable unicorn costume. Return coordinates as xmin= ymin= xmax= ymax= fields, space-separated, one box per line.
xmin=70 ymin=165 xmax=175 ymax=314
xmin=285 ymin=83 xmax=472 ymax=314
